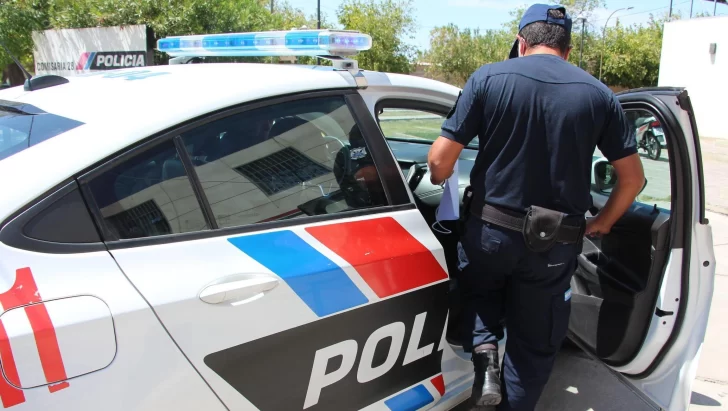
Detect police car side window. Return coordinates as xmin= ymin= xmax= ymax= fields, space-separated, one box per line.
xmin=86 ymin=140 xmax=208 ymax=239
xmin=377 ymin=106 xmax=480 ymax=147
xmin=594 ymin=108 xmax=671 ymax=211
xmin=378 ymin=108 xmax=445 ymax=142
xmin=180 ymin=96 xmax=388 ymax=229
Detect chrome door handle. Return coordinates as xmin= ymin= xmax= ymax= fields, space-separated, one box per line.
xmin=199 ymin=276 xmax=279 ymax=304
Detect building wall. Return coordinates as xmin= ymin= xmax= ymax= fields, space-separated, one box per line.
xmin=658 ymin=16 xmax=727 ymax=139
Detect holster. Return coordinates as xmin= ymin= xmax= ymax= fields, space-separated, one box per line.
xmin=522 ymin=206 xmax=565 ymax=253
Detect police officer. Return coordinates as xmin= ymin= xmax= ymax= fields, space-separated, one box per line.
xmin=427 ymin=4 xmax=645 ymax=410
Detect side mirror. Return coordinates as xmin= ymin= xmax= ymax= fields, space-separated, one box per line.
xmin=594 ymin=160 xmax=617 ymax=194
xmin=593 ymin=160 xmax=648 ymax=195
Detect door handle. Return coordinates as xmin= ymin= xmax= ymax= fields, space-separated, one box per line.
xmin=199 ymin=276 xmax=279 ymax=305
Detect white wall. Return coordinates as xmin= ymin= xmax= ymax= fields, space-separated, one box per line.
xmin=658 ymin=16 xmax=727 ymax=139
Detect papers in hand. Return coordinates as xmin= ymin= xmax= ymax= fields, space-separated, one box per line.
xmin=436 ymin=161 xmax=460 ymax=222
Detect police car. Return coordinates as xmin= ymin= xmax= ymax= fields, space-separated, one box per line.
xmin=0 ymin=29 xmax=715 ymax=411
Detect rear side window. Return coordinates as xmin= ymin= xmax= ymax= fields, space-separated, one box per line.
xmin=0 ymin=104 xmax=84 ymax=161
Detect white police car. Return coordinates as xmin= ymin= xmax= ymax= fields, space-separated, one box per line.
xmin=0 ymin=30 xmax=715 ymax=411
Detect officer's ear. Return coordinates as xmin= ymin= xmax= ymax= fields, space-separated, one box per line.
xmin=517 ymin=36 xmax=528 ymax=57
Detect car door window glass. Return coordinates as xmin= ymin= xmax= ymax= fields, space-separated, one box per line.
xmin=378 ymin=108 xmax=444 ymax=142
xmin=181 ymin=96 xmax=388 ymax=229
xmin=594 ymin=108 xmax=671 ymax=211
xmin=377 ymin=106 xmax=479 ymax=147
xmin=87 ymin=140 xmax=207 ymax=239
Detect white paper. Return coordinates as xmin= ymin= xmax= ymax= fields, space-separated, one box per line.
xmin=436 ymin=161 xmax=460 ymax=221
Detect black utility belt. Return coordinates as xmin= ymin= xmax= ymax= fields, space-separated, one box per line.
xmin=473 ymin=203 xmax=586 ymax=252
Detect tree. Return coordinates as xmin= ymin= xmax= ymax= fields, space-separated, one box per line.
xmin=599 ymin=14 xmax=667 ymax=88
xmin=423 ymin=0 xmax=670 ymax=90
xmin=45 ymin=0 xmax=287 ymax=64
xmin=422 ymin=0 xmax=605 ymax=87
xmin=337 ymin=0 xmax=417 ymax=73
xmin=424 ymin=25 xmax=512 ymax=87
xmin=558 ymin=0 xmax=606 ymax=21
xmin=0 ymin=0 xmax=49 ymax=85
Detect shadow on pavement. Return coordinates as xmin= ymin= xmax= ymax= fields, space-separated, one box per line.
xmin=692 ymin=391 xmax=722 ymax=406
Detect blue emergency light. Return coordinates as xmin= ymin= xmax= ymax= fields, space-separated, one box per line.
xmin=157 ymin=29 xmax=373 ymax=57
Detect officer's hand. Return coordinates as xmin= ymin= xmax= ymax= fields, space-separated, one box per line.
xmin=585 ymin=217 xmax=612 ymax=237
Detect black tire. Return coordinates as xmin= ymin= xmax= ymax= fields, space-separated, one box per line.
xmin=645 ymin=132 xmax=661 ymax=160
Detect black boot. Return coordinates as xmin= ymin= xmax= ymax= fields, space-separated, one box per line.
xmin=471 ymin=348 xmax=501 ymax=407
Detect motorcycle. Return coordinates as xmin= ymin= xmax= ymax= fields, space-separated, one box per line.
xmin=635 ymin=116 xmax=665 ymax=160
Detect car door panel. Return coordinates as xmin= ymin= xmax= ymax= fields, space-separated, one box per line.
xmin=573 ymin=202 xmax=670 ymax=361
xmin=108 ymin=209 xmax=451 ymax=411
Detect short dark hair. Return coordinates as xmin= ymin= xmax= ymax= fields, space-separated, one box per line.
xmin=519 ymin=9 xmax=571 ymax=53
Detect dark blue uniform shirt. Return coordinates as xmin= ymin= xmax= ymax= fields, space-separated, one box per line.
xmin=441 ymin=54 xmax=637 ymax=216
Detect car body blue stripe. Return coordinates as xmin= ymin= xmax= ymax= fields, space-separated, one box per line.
xmin=385 ymin=384 xmax=434 ymax=411
xmin=228 ymin=230 xmax=368 ymax=317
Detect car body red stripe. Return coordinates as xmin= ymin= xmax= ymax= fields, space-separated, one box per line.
xmin=25 ymin=303 xmax=70 ymax=392
xmin=0 ymin=322 xmax=25 ymax=408
xmin=0 ymin=268 xmax=69 ymax=395
xmin=305 ymin=217 xmax=448 ymax=298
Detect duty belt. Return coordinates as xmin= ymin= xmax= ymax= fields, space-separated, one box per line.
xmin=474 ymin=204 xmax=585 ymax=245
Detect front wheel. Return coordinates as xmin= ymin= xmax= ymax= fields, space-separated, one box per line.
xmin=645 ymin=132 xmax=661 ymax=160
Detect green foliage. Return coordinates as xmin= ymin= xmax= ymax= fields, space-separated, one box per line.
xmin=424 ymin=0 xmax=670 ymax=89
xmin=599 ymin=14 xmax=667 ymax=88
xmin=337 ymin=0 xmax=417 ymax=73
xmin=425 ymin=24 xmax=512 ymax=86
xmin=0 ymin=0 xmax=49 ymax=69
xmin=557 ymin=0 xmax=606 ymax=21
xmin=48 ymin=0 xmax=274 ymax=34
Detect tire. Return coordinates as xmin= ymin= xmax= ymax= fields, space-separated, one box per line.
xmin=645 ymin=132 xmax=661 ymax=160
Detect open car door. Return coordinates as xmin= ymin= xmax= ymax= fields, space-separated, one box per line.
xmin=569 ymin=88 xmax=715 ymax=411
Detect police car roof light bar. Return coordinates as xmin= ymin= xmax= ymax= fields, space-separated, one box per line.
xmin=157 ymin=29 xmax=372 ymax=58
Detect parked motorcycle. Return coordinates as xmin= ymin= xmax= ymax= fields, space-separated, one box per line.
xmin=635 ymin=116 xmax=665 ymax=160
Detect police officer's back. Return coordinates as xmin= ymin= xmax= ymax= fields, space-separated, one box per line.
xmin=427 ymin=4 xmax=645 ymax=411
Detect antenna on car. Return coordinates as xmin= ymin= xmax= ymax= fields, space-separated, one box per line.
xmin=0 ymin=38 xmax=32 ymax=80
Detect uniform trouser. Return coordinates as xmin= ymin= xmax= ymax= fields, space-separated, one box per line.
xmin=458 ymin=217 xmax=578 ymax=411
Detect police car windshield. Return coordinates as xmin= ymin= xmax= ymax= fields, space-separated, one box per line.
xmin=0 ymin=104 xmax=84 ymax=162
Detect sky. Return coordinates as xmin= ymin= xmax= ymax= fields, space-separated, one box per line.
xmin=281 ymin=0 xmax=728 ymax=50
